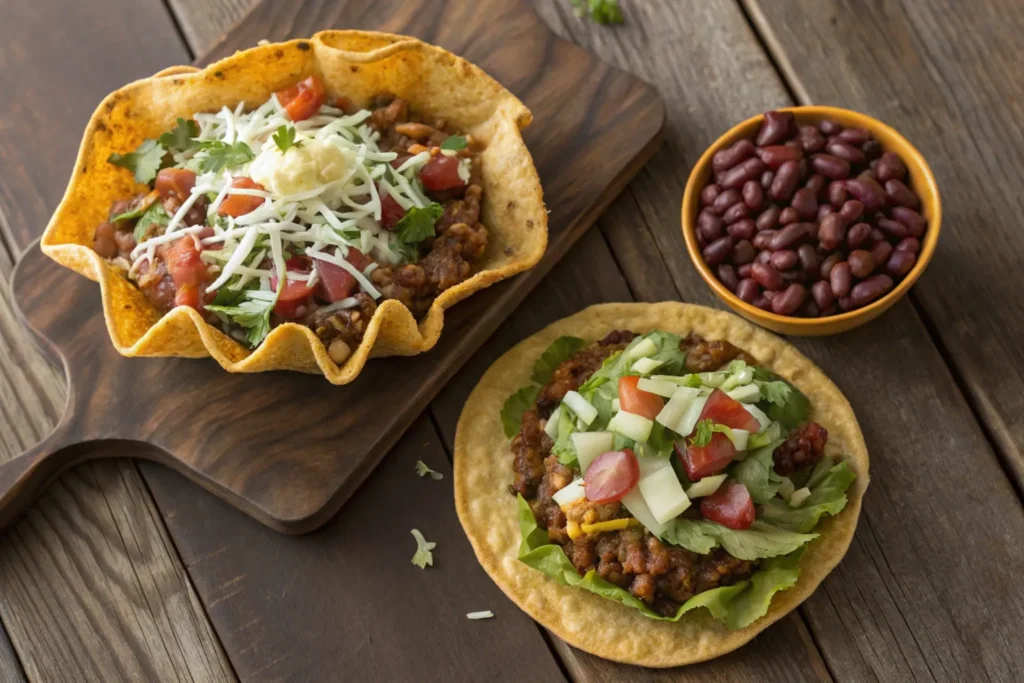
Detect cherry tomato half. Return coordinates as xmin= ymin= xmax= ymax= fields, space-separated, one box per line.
xmin=699 ymin=389 xmax=761 ymax=433
xmin=584 ymin=449 xmax=640 ymax=504
xmin=218 ymin=177 xmax=266 ymax=218
xmin=419 ymin=154 xmax=466 ymax=192
xmin=618 ymin=375 xmax=664 ymax=420
xmin=275 ymin=75 xmax=326 ymax=122
xmin=155 ymin=168 xmax=197 ymax=202
xmin=675 ymin=432 xmax=737 ymax=481
xmin=700 ymin=480 xmax=755 ymax=530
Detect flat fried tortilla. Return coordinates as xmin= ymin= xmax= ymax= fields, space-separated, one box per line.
xmin=41 ymin=31 xmax=546 ymax=384
xmin=454 ymin=302 xmax=868 ymax=666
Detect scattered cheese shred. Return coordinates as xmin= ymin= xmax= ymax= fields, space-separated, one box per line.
xmin=580 ymin=518 xmax=641 ymax=535
xmin=466 ymin=611 xmax=494 ymax=620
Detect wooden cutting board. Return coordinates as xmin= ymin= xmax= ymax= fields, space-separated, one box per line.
xmin=2 ymin=0 xmax=663 ymax=533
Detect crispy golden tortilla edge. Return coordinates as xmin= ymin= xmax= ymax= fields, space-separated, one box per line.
xmin=453 ymin=302 xmax=869 ymax=667
xmin=39 ymin=30 xmax=547 ymax=384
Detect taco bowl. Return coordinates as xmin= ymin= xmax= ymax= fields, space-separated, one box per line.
xmin=454 ymin=302 xmax=868 ymax=666
xmin=42 ymin=31 xmax=546 ymax=384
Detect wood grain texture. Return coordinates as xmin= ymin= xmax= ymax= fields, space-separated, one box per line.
xmin=0 ymin=624 xmax=25 ymax=683
xmin=142 ymin=415 xmax=568 ymax=683
xmin=743 ymin=0 xmax=1024 ymax=494
xmin=0 ymin=0 xmax=235 ymax=680
xmin=525 ymin=2 xmax=1024 ymax=681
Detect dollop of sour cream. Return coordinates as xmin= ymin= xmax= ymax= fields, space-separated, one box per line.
xmin=249 ymin=138 xmax=347 ymax=197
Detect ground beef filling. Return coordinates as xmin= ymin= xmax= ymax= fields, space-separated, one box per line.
xmin=92 ymin=95 xmax=487 ymax=349
xmin=511 ymin=332 xmax=829 ymax=614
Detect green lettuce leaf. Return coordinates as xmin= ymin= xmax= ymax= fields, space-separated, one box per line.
xmin=205 ymin=289 xmax=277 ymax=348
xmin=517 ymin=494 xmax=805 ymax=629
xmin=752 ymin=368 xmax=810 ymax=429
xmin=661 ymin=517 xmax=717 ymax=554
xmin=552 ymin=407 xmax=578 ymax=466
xmin=760 ymin=460 xmax=856 ymax=533
xmin=662 ymin=519 xmax=815 ymax=561
xmin=730 ymin=439 xmax=786 ymax=504
xmin=644 ymin=330 xmax=687 ymax=376
xmin=532 ymin=336 xmax=587 ymax=384
xmin=500 ymin=385 xmax=540 ymax=439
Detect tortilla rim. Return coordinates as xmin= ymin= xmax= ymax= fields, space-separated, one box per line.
xmin=40 ymin=30 xmax=547 ymax=384
xmin=453 ymin=302 xmax=869 ymax=667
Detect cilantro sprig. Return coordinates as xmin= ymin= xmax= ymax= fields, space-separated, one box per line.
xmin=272 ymin=125 xmax=301 ymax=153
xmin=395 ymin=202 xmax=444 ymax=244
xmin=411 ymin=529 xmax=436 ymax=569
xmin=196 ymin=140 xmax=255 ymax=174
xmin=205 ymin=289 xmax=277 ymax=347
xmin=570 ymin=0 xmax=624 ymax=25
xmin=440 ymin=135 xmax=468 ymax=152
xmin=108 ymin=139 xmax=166 ymax=184
xmin=415 ymin=460 xmax=443 ymax=480
xmin=159 ymin=118 xmax=200 ymax=154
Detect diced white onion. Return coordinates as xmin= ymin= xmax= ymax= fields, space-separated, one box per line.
xmin=562 ymin=391 xmax=598 ymax=426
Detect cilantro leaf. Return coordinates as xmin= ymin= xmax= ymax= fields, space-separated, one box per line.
xmin=205 ymin=289 xmax=277 ymax=347
xmin=415 ymin=460 xmax=443 ymax=480
xmin=571 ymin=0 xmax=624 ymax=25
xmin=108 ymin=139 xmax=166 ymax=184
xmin=158 ymin=118 xmax=200 ymax=154
xmin=440 ymin=135 xmax=468 ymax=152
xmin=411 ymin=529 xmax=436 ymax=569
xmin=196 ymin=140 xmax=255 ymax=174
xmin=532 ymin=336 xmax=587 ymax=385
xmin=272 ymin=125 xmax=301 ymax=153
xmin=133 ymin=202 xmax=171 ymax=243
xmin=111 ymin=196 xmax=155 ymax=223
xmin=395 ymin=203 xmax=444 ymax=244
xmin=500 ymin=385 xmax=541 ymax=438
xmin=753 ymin=368 xmax=810 ymax=429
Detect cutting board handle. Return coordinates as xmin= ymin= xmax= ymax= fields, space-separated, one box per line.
xmin=0 ymin=424 xmax=82 ymax=529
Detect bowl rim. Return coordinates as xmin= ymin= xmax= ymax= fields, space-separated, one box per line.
xmin=682 ymin=105 xmax=941 ymax=329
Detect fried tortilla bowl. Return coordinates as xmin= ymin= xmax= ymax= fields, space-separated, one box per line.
xmin=41 ymin=31 xmax=546 ymax=384
xmin=454 ymin=302 xmax=869 ymax=667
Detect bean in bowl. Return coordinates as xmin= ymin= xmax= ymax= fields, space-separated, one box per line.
xmin=695 ymin=110 xmax=927 ymax=317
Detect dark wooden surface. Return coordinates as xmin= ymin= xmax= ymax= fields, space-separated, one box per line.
xmin=1 ymin=0 xmax=1023 ymax=681
xmin=2 ymin=0 xmax=663 ymax=534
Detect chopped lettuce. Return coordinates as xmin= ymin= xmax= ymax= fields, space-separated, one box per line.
xmin=761 ymin=460 xmax=856 ymax=533
xmin=415 ymin=460 xmax=443 ymax=480
xmin=730 ymin=439 xmax=786 ymax=504
xmin=752 ymin=368 xmax=810 ymax=429
xmin=551 ymin=407 xmax=578 ymax=465
xmin=518 ymin=495 xmax=803 ymax=629
xmin=500 ymin=385 xmax=540 ymax=438
xmin=133 ymin=202 xmax=170 ymax=242
xmin=411 ymin=529 xmax=436 ymax=569
xmin=662 ymin=519 xmax=815 ymax=561
xmin=532 ymin=336 xmax=587 ymax=384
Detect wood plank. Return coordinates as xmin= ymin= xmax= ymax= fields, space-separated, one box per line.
xmin=0 ymin=623 xmax=25 ymax=683
xmin=742 ymin=0 xmax=1024 ymax=494
xmin=0 ymin=0 xmax=235 ymax=680
xmin=141 ymin=415 xmax=568 ymax=683
xmin=525 ymin=2 xmax=1024 ymax=681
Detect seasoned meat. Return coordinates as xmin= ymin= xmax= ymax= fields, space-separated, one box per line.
xmin=370 ymin=262 xmax=432 ymax=318
xmin=303 ymin=293 xmax=377 ymax=347
xmin=161 ymin=194 xmax=208 ymax=228
xmin=563 ymin=500 xmax=623 ymax=525
xmin=599 ymin=330 xmax=637 ymax=346
xmin=681 ymin=334 xmax=755 ymax=372
xmin=774 ymin=422 xmax=829 ymax=475
xmin=436 ymin=184 xmax=482 ymax=232
xmin=535 ymin=336 xmax=631 ymax=416
xmin=510 ymin=408 xmax=550 ymax=499
xmin=136 ymin=255 xmax=176 ymax=312
xmin=695 ymin=549 xmax=755 ymax=593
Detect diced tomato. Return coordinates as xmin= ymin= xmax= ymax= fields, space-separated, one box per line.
xmin=700 ymin=480 xmax=755 ymax=530
xmin=167 ymin=236 xmax=208 ymax=290
xmin=272 ymin=295 xmax=311 ymax=321
xmin=334 ymin=96 xmax=354 ymax=114
xmin=419 ymin=154 xmax=466 ymax=192
xmin=218 ymin=177 xmax=266 ymax=217
xmin=380 ymin=191 xmax=407 ymax=230
xmin=271 ymin=257 xmax=316 ymax=300
xmin=155 ymin=168 xmax=197 ymax=201
xmin=584 ymin=449 xmax=640 ymax=504
xmin=174 ymin=285 xmax=201 ymax=310
xmin=699 ymin=389 xmax=761 ymax=433
xmin=618 ymin=375 xmax=664 ymax=420
xmin=676 ymin=432 xmax=737 ymax=481
xmin=275 ymin=75 xmax=326 ymax=122
xmin=314 ymin=248 xmax=370 ymax=303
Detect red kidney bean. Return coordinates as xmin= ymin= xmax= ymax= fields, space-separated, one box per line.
xmin=756 ymin=205 xmax=781 ymax=231
xmin=791 ymin=188 xmax=818 ymax=220
xmin=755 ymin=249 xmax=773 ymax=264
xmin=711 ymin=188 xmax=742 ymax=215
xmin=753 ymin=230 xmax=776 ymax=250
xmin=810 ymin=153 xmax=851 ymax=179
xmin=818 ymin=213 xmax=847 ymax=250
xmin=827 ymin=180 xmax=847 ymax=207
xmin=830 ymin=261 xmax=852 ymax=297
xmin=728 ymin=219 xmax=756 ymax=241
xmin=721 ymin=157 xmax=766 ymax=190
xmin=703 ymin=236 xmax=734 ymax=265
xmin=736 ymin=278 xmax=759 ymax=303
xmin=862 ymin=139 xmax=883 ymax=161
xmin=785 ymin=139 xmax=802 ymax=150
xmin=850 ymin=274 xmax=893 ymax=307
xmin=718 ymin=264 xmax=739 ymax=291
xmin=838 ymin=296 xmax=853 ymax=312
xmin=756 ymin=110 xmax=795 ymax=146
xmin=697 ymin=209 xmax=724 ymax=241
xmin=820 ymin=252 xmax=842 ymax=279
xmin=819 ymin=120 xmax=843 ymax=136
xmin=895 ymin=236 xmax=920 ymax=253
xmin=700 ymin=184 xmax=721 ymax=207
xmin=723 ymin=202 xmax=750 ymax=225
xmin=800 ymin=299 xmax=820 ymax=318
xmin=877 ymin=217 xmax=909 ymax=239
xmin=732 ymin=239 xmax=756 ymax=265
xmin=861 ymin=167 xmax=879 ymax=182
xmin=737 ymin=263 xmax=753 ymax=279
xmin=838 ymin=199 xmax=864 ymax=224
xmin=797 ymin=243 xmax=819 ymax=275
xmin=826 ymin=139 xmax=866 ymax=164
xmin=797 ymin=158 xmax=809 ymax=181
xmin=837 ymin=127 xmax=871 ymax=145
xmin=779 ymin=207 xmax=799 ymax=225
xmin=805 ymin=173 xmax=827 ymax=197
xmin=848 ymin=249 xmax=875 ymax=278
xmin=798 ymin=125 xmax=826 ymax=153
xmin=760 ymin=169 xmax=774 ymax=189
xmin=845 ymin=176 xmax=886 ymax=212
xmin=742 ymin=180 xmax=764 ymax=210
xmin=697 ymin=231 xmax=709 ymax=248
xmin=771 ymin=249 xmax=799 ymax=271
xmin=884 ymin=179 xmax=920 ymax=209
xmin=713 ymin=138 xmax=756 ymax=173
xmin=890 ymin=206 xmax=927 ymax=237
xmin=870 ymin=240 xmax=894 ymax=266
xmin=757 ymin=145 xmax=803 ymax=169
xmin=771 ymin=283 xmax=807 ymax=315
xmin=781 ymin=268 xmax=806 ymax=284
xmin=875 ymin=152 xmax=907 ymax=182
xmin=886 ymin=249 xmax=916 ymax=277
xmin=770 ymin=160 xmax=801 ymax=202
xmin=753 ymin=295 xmax=771 ymax=311
xmin=817 ymin=204 xmax=835 ymax=220
xmin=846 ymin=222 xmax=872 ymax=249
xmin=770 ymin=223 xmax=813 ymax=251
xmin=752 ymin=262 xmax=784 ymax=290
xmin=811 ymin=280 xmax=834 ymax=310
xmin=869 ymin=228 xmax=885 ymax=244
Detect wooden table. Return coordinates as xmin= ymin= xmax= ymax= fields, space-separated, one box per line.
xmin=1 ymin=1 xmax=1022 ymax=681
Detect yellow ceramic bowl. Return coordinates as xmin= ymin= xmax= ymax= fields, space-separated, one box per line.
xmin=682 ymin=106 xmax=941 ymax=336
